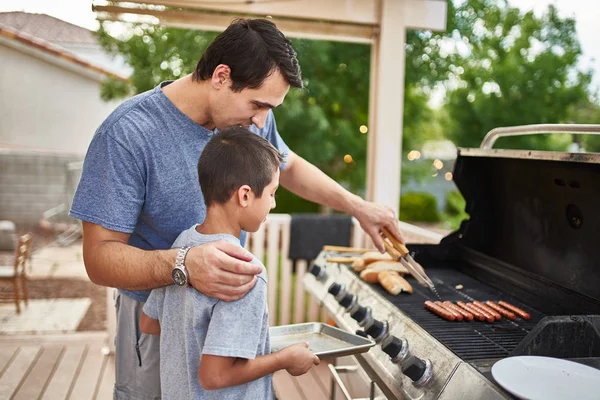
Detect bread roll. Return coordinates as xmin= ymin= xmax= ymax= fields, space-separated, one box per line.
xmin=325 ymin=257 xmax=358 ymax=264
xmin=364 ymin=260 xmax=408 ymax=275
xmin=361 ymin=251 xmax=392 ymax=265
xmin=359 ymin=269 xmax=380 ymax=283
xmin=378 ymin=271 xmax=413 ymax=295
xmin=352 ymin=257 xmax=366 ymax=271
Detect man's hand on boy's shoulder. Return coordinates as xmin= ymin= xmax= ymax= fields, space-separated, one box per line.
xmin=186 ymin=241 xmax=263 ymax=302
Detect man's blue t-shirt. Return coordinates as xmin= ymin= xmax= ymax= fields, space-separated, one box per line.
xmin=70 ymin=81 xmax=289 ymax=302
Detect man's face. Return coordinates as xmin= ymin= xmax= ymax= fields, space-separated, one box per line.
xmin=211 ymin=68 xmax=290 ymax=130
xmin=242 ymin=168 xmax=280 ymax=232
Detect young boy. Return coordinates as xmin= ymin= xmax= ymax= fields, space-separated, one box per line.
xmin=140 ymin=127 xmax=319 ymax=399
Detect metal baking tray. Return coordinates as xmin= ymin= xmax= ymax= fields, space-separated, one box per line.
xmin=269 ymin=322 xmax=376 ymax=358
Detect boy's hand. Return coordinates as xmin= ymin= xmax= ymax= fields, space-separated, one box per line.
xmin=280 ymin=342 xmax=320 ymax=376
xmin=186 ymin=241 xmax=262 ymax=302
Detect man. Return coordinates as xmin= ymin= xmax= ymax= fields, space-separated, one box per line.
xmin=71 ymin=18 xmax=403 ymax=399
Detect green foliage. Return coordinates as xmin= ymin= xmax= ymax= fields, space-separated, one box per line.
xmin=272 ymin=39 xmax=370 ymax=191
xmin=272 ymin=188 xmax=320 ymax=214
xmin=95 ymin=24 xmax=218 ymax=95
xmin=444 ymin=190 xmax=466 ymax=216
xmin=442 ymin=1 xmax=592 ymax=150
xmin=441 ymin=190 xmax=469 ymax=230
xmin=565 ymin=98 xmax=600 ymax=152
xmin=399 ymin=192 xmax=441 ymax=223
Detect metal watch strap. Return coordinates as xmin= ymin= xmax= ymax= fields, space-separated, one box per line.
xmin=174 ymin=246 xmax=191 ymax=286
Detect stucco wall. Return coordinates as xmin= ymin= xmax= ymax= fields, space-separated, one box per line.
xmin=0 ymin=43 xmax=120 ymax=154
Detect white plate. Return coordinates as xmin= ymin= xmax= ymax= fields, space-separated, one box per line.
xmin=491 ymin=356 xmax=600 ymax=400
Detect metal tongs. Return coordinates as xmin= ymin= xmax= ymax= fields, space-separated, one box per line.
xmin=381 ymin=227 xmax=434 ymax=289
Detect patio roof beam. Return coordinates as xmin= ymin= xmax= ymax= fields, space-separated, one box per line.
xmin=106 ymin=0 xmax=380 ymax=26
xmin=94 ymin=5 xmax=377 ymax=43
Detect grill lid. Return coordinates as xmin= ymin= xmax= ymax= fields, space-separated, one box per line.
xmin=453 ymin=146 xmax=600 ymax=306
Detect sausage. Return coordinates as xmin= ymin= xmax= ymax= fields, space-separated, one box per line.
xmin=443 ymin=301 xmax=474 ymax=321
xmin=486 ymin=301 xmax=516 ymax=320
xmin=424 ymin=301 xmax=456 ymax=321
xmin=468 ymin=302 xmax=495 ymax=323
xmin=498 ymin=301 xmax=531 ymax=320
xmin=456 ymin=301 xmax=486 ymax=322
xmin=469 ymin=302 xmax=497 ymax=323
xmin=435 ymin=301 xmax=463 ymax=321
xmin=473 ymin=301 xmax=502 ymax=321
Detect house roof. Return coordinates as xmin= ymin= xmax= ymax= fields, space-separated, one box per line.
xmin=0 ymin=11 xmax=96 ymax=45
xmin=0 ymin=13 xmax=128 ymax=82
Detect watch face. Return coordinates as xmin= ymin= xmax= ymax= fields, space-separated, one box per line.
xmin=172 ymin=268 xmax=187 ymax=286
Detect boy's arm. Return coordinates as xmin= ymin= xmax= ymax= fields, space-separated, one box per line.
xmin=198 ymin=353 xmax=283 ymax=390
xmin=141 ymin=287 xmax=164 ymax=336
xmin=140 ymin=312 xmax=161 ymax=335
xmin=199 ymin=343 xmax=318 ymax=390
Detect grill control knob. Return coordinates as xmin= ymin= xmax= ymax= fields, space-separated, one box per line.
xmin=328 ymin=283 xmax=343 ymax=296
xmin=308 ymin=264 xmax=327 ymax=281
xmin=355 ymin=330 xmax=368 ymax=338
xmin=308 ymin=264 xmax=321 ymax=277
xmin=365 ymin=319 xmax=385 ymax=339
xmin=350 ymin=305 xmax=368 ymax=322
xmin=402 ymin=356 xmax=433 ymax=387
xmin=339 ymin=293 xmax=356 ymax=309
xmin=381 ymin=335 xmax=409 ymax=364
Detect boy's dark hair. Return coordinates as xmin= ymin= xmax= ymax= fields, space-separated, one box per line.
xmin=199 ymin=127 xmax=283 ymax=207
xmin=193 ymin=18 xmax=303 ymax=91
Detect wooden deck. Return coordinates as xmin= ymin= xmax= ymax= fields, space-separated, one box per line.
xmin=0 ymin=333 xmax=374 ymax=400
xmin=0 ymin=332 xmax=114 ymax=400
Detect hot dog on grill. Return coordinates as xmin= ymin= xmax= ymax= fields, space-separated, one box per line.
xmin=473 ymin=301 xmax=501 ymax=321
xmin=486 ymin=301 xmax=516 ymax=320
xmin=443 ymin=301 xmax=474 ymax=321
xmin=498 ymin=301 xmax=531 ymax=320
xmin=424 ymin=300 xmax=455 ymax=321
xmin=457 ymin=301 xmax=489 ymax=322
xmin=435 ymin=301 xmax=463 ymax=321
xmin=469 ymin=302 xmax=497 ymax=323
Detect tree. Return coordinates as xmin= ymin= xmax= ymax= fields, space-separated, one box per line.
xmin=442 ymin=0 xmax=592 ymax=150
xmin=566 ymin=96 xmax=600 ymax=152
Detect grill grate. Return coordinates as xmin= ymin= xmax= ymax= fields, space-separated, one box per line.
xmin=361 ymin=266 xmax=544 ymax=361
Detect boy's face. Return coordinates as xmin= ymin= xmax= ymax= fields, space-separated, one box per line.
xmin=241 ymin=168 xmax=280 ymax=232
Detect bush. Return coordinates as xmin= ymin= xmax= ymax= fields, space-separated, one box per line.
xmin=445 ymin=191 xmax=466 ymax=216
xmin=399 ymin=192 xmax=441 ymax=223
xmin=272 ymin=188 xmax=320 ymax=214
xmin=442 ymin=191 xmax=469 ymax=230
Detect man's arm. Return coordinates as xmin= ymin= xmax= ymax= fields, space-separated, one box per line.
xmin=82 ymin=222 xmax=262 ymax=301
xmin=280 ymin=151 xmax=404 ymax=251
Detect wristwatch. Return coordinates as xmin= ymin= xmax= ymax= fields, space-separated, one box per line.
xmin=172 ymin=246 xmax=191 ymax=286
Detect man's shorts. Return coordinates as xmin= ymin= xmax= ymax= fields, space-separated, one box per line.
xmin=113 ymin=291 xmax=161 ymax=400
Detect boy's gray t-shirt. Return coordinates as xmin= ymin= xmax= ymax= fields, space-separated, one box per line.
xmin=143 ymin=226 xmax=273 ymax=400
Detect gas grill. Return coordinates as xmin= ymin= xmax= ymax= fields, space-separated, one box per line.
xmin=304 ymin=125 xmax=600 ymax=399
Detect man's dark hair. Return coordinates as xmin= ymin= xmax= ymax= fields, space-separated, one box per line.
xmin=193 ymin=18 xmax=303 ymax=91
xmin=199 ymin=127 xmax=283 ymax=207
